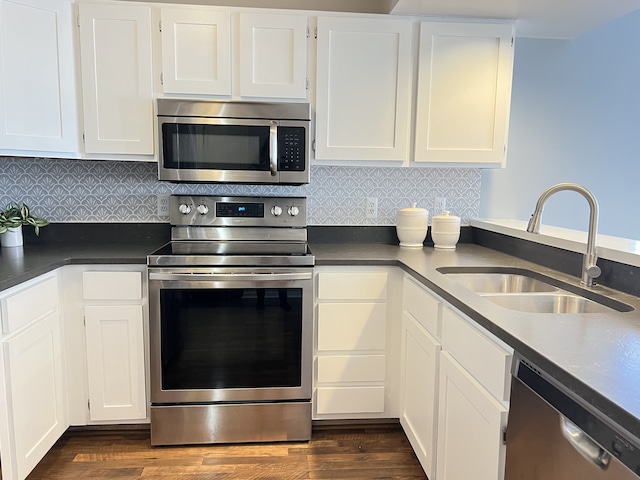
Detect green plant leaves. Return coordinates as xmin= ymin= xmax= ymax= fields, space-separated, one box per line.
xmin=0 ymin=202 xmax=48 ymax=236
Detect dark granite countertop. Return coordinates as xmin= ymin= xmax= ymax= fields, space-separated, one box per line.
xmin=1 ymin=238 xmax=639 ymax=445
xmin=0 ymin=241 xmax=165 ymax=291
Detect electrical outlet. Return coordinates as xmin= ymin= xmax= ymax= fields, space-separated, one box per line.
xmin=157 ymin=194 xmax=170 ymax=218
xmin=434 ymin=197 xmax=446 ymax=217
xmin=365 ymin=197 xmax=378 ymax=219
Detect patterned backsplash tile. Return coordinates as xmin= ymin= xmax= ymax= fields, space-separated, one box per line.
xmin=0 ymin=157 xmax=480 ymax=225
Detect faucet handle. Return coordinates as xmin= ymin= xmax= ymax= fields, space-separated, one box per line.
xmin=585 ymin=264 xmax=602 ymax=280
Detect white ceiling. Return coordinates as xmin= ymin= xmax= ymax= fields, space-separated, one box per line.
xmin=124 ymin=0 xmax=640 ymax=38
xmin=390 ymin=0 xmax=640 ymax=38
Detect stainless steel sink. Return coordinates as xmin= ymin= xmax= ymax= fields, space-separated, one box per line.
xmin=444 ymin=273 xmax=558 ymax=294
xmin=483 ymin=293 xmax=618 ymax=314
xmin=437 ymin=266 xmax=634 ymax=314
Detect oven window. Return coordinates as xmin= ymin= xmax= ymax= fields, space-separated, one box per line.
xmin=162 ymin=123 xmax=270 ymax=171
xmin=159 ymin=288 xmax=303 ymax=390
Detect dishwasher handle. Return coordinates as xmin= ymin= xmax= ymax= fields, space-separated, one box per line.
xmin=561 ymin=417 xmax=611 ymax=469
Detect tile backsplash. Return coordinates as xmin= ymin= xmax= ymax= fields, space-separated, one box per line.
xmin=0 ymin=157 xmax=480 ymax=225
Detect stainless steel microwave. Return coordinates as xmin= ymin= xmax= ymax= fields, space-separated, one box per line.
xmin=157 ymin=99 xmax=311 ymax=184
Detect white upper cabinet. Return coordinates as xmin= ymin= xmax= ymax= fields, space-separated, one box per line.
xmin=78 ymin=3 xmax=154 ymax=156
xmin=0 ymin=0 xmax=78 ymax=155
xmin=238 ymin=13 xmax=308 ymax=99
xmin=160 ymin=8 xmax=231 ymax=95
xmin=414 ymin=21 xmax=514 ymax=166
xmin=315 ymin=16 xmax=412 ymax=162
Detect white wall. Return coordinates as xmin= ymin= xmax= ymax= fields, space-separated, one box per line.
xmin=480 ymin=10 xmax=640 ymax=240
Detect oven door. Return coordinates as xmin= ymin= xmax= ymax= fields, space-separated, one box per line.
xmin=157 ymin=117 xmax=309 ymax=185
xmin=148 ymin=267 xmax=313 ymax=404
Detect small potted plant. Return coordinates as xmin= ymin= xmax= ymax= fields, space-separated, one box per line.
xmin=0 ymin=202 xmax=49 ymax=247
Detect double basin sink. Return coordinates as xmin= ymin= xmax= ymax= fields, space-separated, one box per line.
xmin=437 ymin=267 xmax=634 ymax=314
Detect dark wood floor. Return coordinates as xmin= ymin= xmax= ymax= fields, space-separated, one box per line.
xmin=25 ymin=425 xmax=428 ymax=480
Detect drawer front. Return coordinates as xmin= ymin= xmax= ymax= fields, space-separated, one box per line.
xmin=403 ymin=277 xmax=440 ymax=338
xmin=442 ymin=307 xmax=512 ymax=402
xmin=317 ymin=272 xmax=387 ymax=300
xmin=317 ymin=303 xmax=386 ymax=351
xmin=83 ymin=271 xmax=142 ymax=301
xmin=316 ymin=386 xmax=385 ymax=415
xmin=317 ymin=355 xmax=386 ymax=383
xmin=3 ymin=275 xmax=59 ymax=334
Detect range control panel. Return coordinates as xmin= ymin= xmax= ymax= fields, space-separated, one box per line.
xmin=169 ymin=195 xmax=307 ymax=228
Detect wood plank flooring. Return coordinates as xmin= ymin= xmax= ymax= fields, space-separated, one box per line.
xmin=25 ymin=426 xmax=428 ymax=480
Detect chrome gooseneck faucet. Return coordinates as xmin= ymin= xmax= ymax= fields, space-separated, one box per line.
xmin=526 ymin=183 xmax=601 ymax=287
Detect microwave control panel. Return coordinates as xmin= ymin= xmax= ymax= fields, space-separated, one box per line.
xmin=278 ymin=127 xmax=306 ymax=171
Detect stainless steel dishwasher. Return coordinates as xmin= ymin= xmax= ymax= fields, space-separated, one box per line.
xmin=505 ymin=355 xmax=640 ymax=479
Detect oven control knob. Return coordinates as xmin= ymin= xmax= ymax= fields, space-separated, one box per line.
xmin=196 ymin=204 xmax=209 ymax=215
xmin=178 ymin=203 xmax=192 ymax=215
xmin=271 ymin=205 xmax=283 ymax=217
xmin=288 ymin=206 xmax=300 ymax=217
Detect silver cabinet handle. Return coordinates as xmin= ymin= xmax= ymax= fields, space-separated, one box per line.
xmin=149 ymin=272 xmax=312 ymax=282
xmin=561 ymin=417 xmax=610 ymax=469
xmin=269 ymin=121 xmax=278 ymax=176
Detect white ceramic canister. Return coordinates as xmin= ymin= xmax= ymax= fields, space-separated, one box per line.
xmin=431 ymin=211 xmax=461 ymax=250
xmin=396 ymin=202 xmax=429 ymax=248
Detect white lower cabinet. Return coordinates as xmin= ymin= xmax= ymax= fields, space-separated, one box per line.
xmin=314 ymin=267 xmax=401 ymax=420
xmin=436 ymin=306 xmax=513 ymax=480
xmin=400 ymin=275 xmax=513 ymax=480
xmin=63 ymin=265 xmax=148 ymax=425
xmin=436 ymin=352 xmax=508 ymax=480
xmin=400 ymin=275 xmax=442 ymax=478
xmin=84 ymin=305 xmax=145 ymax=421
xmin=400 ymin=312 xmax=440 ymax=477
xmin=0 ymin=272 xmax=67 ymax=480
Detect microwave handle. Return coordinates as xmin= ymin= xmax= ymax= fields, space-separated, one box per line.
xmin=270 ymin=121 xmax=278 ymax=176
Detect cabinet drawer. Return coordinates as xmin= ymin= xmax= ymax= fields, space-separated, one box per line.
xmin=3 ymin=275 xmax=59 ymax=334
xmin=403 ymin=277 xmax=441 ymax=338
xmin=317 ymin=303 xmax=386 ymax=351
xmin=442 ymin=307 xmax=512 ymax=402
xmin=317 ymin=355 xmax=385 ymax=383
xmin=83 ymin=271 xmax=142 ymax=300
xmin=317 ymin=272 xmax=387 ymax=300
xmin=316 ymin=386 xmax=385 ymax=415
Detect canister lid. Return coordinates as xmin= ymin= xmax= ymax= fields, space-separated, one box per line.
xmin=432 ymin=210 xmax=460 ymax=222
xmin=397 ymin=202 xmax=428 ymax=217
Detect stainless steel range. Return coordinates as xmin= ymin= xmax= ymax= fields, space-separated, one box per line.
xmin=147 ymin=195 xmax=314 ymax=446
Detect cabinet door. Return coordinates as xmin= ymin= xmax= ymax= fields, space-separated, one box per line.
xmin=84 ymin=305 xmax=146 ymax=421
xmin=436 ymin=352 xmax=508 ymax=480
xmin=415 ymin=22 xmax=514 ymax=166
xmin=400 ymin=313 xmax=440 ymax=478
xmin=2 ymin=311 xmax=66 ymax=480
xmin=0 ymin=0 xmax=78 ymax=153
xmin=78 ymin=3 xmax=154 ymax=155
xmin=160 ymin=8 xmax=231 ymax=95
xmin=239 ymin=13 xmax=308 ymax=99
xmin=315 ymin=16 xmax=412 ymax=162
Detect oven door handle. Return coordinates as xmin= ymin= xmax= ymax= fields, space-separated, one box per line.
xmin=149 ymin=272 xmax=312 ymax=282
xmin=269 ymin=121 xmax=278 ymax=176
